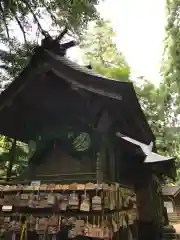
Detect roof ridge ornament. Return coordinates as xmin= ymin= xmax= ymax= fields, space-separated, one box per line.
xmin=41 ymin=26 xmax=76 ymax=56
xmin=56 ymin=26 xmax=68 ymax=41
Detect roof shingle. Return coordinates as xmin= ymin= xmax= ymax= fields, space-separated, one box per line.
xmin=162 ymin=186 xmax=180 ymax=196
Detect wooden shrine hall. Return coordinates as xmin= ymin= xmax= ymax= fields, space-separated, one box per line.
xmin=0 ymin=30 xmax=176 ymax=240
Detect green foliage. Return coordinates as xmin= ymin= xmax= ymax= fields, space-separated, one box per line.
xmin=0 ymin=136 xmax=28 ymax=179
xmin=92 ymin=64 xmax=130 ymax=81
xmin=0 ymin=36 xmax=35 ymax=78
xmin=0 ymin=0 xmax=100 ymax=40
xmin=163 ymin=0 xmax=180 ymax=90
xmin=80 ymin=19 xmax=130 ymax=81
xmin=136 ymin=80 xmax=180 ymax=155
xmin=54 ymin=0 xmax=100 ymax=34
xmin=162 ymin=0 xmax=180 ymax=182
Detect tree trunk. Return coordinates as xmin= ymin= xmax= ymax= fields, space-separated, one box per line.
xmin=6 ymin=138 xmax=16 ymax=181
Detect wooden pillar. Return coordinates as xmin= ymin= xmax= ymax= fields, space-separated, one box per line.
xmin=136 ymin=181 xmax=154 ymax=222
xmin=135 ymin=174 xmax=162 ymax=240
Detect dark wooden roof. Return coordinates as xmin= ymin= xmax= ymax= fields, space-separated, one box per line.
xmin=0 ymin=44 xmax=155 ymax=143
xmin=162 ymin=186 xmax=180 ymax=197
xmin=150 ymin=158 xmax=176 ymax=179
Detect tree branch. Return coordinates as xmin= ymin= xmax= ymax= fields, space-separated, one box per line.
xmin=14 ymin=14 xmax=27 ymax=45
xmin=40 ymin=0 xmax=58 ymax=26
xmin=0 ymin=3 xmax=10 ymax=42
xmin=23 ymin=0 xmax=49 ymax=38
xmin=56 ymin=26 xmax=68 ymax=41
xmin=0 ymin=3 xmax=15 ymax=75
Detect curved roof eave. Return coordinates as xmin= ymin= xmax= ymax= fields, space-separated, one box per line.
xmin=45 ymin=50 xmax=130 ymax=101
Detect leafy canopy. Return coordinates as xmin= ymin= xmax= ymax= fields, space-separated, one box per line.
xmin=0 ymin=0 xmax=100 ymax=42
xmin=80 ymin=19 xmax=130 ymax=81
